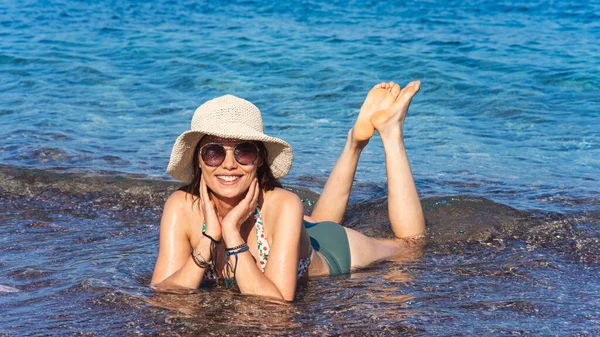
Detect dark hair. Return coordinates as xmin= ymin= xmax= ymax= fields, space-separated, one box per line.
xmin=179 ymin=140 xmax=282 ymax=202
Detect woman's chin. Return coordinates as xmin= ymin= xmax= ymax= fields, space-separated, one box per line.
xmin=209 ymin=184 xmax=249 ymax=201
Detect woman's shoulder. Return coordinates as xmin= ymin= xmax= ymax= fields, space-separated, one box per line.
xmin=261 ymin=188 xmax=304 ymax=232
xmin=263 ymin=187 xmax=303 ymax=209
xmin=159 ymin=190 xmax=201 ymax=240
xmin=163 ymin=190 xmax=199 ymax=218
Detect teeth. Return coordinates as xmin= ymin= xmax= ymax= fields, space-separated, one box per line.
xmin=217 ymin=176 xmax=240 ymax=182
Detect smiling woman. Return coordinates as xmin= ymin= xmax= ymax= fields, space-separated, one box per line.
xmin=151 ymin=83 xmax=426 ymax=301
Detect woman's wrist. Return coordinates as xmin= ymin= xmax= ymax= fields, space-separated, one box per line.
xmin=202 ymin=226 xmax=222 ymax=241
xmin=202 ymin=229 xmax=222 ymax=244
xmin=194 ymin=235 xmax=215 ymax=254
xmin=191 ymin=247 xmax=212 ymax=269
xmin=222 ymin=229 xmax=244 ymax=248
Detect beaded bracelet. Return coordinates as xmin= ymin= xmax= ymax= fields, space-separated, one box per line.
xmin=225 ymin=243 xmax=247 ymax=251
xmin=191 ymin=248 xmax=212 ymax=269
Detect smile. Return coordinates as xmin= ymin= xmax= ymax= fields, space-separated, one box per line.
xmin=217 ymin=175 xmax=241 ymax=182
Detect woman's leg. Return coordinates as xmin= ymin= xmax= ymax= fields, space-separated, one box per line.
xmin=372 ymin=80 xmax=425 ymax=239
xmin=310 ymin=82 xmax=401 ymax=223
xmin=346 ymin=81 xmax=426 ymax=268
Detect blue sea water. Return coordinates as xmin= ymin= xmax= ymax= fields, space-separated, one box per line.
xmin=1 ymin=0 xmax=598 ymax=213
xmin=1 ymin=1 xmax=599 ymax=336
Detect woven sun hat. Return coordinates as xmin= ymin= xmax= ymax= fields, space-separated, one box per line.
xmin=167 ymin=94 xmax=293 ymax=182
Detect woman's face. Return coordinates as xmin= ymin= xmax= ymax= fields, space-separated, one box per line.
xmin=198 ymin=136 xmax=262 ymax=201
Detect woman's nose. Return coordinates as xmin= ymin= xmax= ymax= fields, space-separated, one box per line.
xmin=221 ymin=149 xmax=238 ymax=169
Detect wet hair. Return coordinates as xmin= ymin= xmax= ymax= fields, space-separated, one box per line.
xmin=179 ymin=139 xmax=282 ymax=202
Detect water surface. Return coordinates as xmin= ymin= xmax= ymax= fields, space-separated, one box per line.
xmin=1 ymin=0 xmax=599 ymax=335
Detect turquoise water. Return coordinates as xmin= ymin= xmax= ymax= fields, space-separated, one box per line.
xmin=2 ymin=0 xmax=598 ymax=212
xmin=1 ymin=1 xmax=599 ymax=336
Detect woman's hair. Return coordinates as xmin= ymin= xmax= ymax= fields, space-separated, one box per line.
xmin=179 ymin=140 xmax=282 ymax=202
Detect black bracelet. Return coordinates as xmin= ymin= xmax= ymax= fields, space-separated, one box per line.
xmin=202 ymin=231 xmax=221 ymax=244
xmin=225 ymin=242 xmax=248 ymax=251
xmin=202 ymin=230 xmax=220 ymax=272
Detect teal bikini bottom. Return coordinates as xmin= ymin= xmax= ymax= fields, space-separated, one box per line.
xmin=304 ymin=220 xmax=351 ymax=275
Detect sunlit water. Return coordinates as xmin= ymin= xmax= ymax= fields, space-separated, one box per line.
xmin=1 ymin=1 xmax=599 ymax=335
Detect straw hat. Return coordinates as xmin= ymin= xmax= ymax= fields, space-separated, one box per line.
xmin=167 ymin=95 xmax=293 ymax=182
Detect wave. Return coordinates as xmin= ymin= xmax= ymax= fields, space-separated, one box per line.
xmin=0 ymin=284 xmax=21 ymax=293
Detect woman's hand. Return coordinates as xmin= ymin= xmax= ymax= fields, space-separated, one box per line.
xmin=199 ymin=176 xmax=222 ymax=242
xmin=221 ymin=178 xmax=259 ymax=242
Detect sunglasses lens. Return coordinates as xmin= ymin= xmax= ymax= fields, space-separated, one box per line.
xmin=234 ymin=142 xmax=259 ymax=165
xmin=201 ymin=144 xmax=226 ymax=166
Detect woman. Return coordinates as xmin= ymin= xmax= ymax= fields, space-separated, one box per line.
xmin=151 ymin=81 xmax=425 ymax=301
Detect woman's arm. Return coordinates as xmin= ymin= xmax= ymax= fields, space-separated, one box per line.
xmin=221 ymin=186 xmax=303 ymax=301
xmin=261 ymin=191 xmax=304 ymax=300
xmin=151 ymin=191 xmax=211 ymax=289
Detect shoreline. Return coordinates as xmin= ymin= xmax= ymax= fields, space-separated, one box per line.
xmin=1 ymin=163 xmax=596 ymax=250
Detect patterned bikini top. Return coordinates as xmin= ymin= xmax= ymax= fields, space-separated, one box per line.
xmin=202 ymin=207 xmax=311 ymax=280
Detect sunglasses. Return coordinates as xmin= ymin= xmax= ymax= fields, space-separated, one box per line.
xmin=200 ymin=142 xmax=260 ymax=167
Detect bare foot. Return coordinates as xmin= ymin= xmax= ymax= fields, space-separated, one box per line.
xmin=353 ymin=81 xmax=401 ymax=141
xmin=370 ymin=81 xmax=420 ymax=138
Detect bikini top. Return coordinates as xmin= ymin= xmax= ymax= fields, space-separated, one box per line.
xmin=202 ymin=207 xmax=311 ymax=280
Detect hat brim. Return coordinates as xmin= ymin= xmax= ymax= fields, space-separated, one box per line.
xmin=167 ymin=123 xmax=293 ymax=183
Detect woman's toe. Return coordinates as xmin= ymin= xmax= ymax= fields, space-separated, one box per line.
xmin=391 ymin=83 xmax=401 ymax=98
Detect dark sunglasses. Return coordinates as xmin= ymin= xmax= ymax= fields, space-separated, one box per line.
xmin=200 ymin=142 xmax=260 ymax=167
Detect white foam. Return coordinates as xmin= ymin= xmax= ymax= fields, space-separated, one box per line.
xmin=0 ymin=284 xmax=21 ymax=293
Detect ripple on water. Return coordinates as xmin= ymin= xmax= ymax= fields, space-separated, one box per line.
xmin=294 ymin=274 xmax=423 ymax=335
xmin=15 ymin=147 xmax=72 ymax=164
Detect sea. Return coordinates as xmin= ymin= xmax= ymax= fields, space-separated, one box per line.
xmin=1 ymin=0 xmax=599 ymax=336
